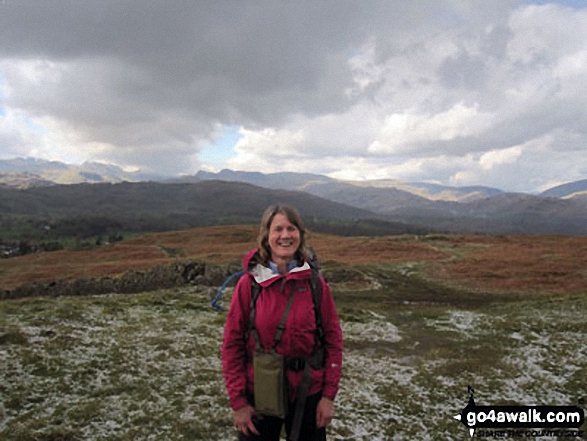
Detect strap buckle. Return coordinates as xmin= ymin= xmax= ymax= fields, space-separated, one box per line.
xmin=286 ymin=358 xmax=306 ymax=372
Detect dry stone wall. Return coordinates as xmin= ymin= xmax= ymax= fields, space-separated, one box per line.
xmin=1 ymin=260 xmax=242 ymax=300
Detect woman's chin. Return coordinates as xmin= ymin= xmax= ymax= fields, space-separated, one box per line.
xmin=271 ymin=249 xmax=296 ymax=261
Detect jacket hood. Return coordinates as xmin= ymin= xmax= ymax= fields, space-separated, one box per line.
xmin=242 ymin=248 xmax=262 ymax=272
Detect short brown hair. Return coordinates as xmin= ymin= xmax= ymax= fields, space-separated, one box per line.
xmin=257 ymin=204 xmax=307 ymax=265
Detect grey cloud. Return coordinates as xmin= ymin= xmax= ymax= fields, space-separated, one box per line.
xmin=438 ymin=51 xmax=488 ymax=90
xmin=0 ymin=1 xmax=389 ymax=172
xmin=481 ymin=25 xmax=514 ymax=59
xmin=0 ymin=1 xmax=372 ymax=123
xmin=1 ymin=0 xmax=585 ymax=190
xmin=0 ymin=0 xmax=465 ymax=174
xmin=0 ymin=129 xmax=25 ymax=159
xmin=0 ymin=0 xmax=487 ymax=124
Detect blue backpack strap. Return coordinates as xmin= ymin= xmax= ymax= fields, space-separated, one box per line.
xmin=211 ymin=270 xmax=245 ymax=310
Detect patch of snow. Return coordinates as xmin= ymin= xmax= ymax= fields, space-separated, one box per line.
xmin=425 ymin=310 xmax=487 ymax=339
xmin=341 ymin=317 xmax=402 ymax=343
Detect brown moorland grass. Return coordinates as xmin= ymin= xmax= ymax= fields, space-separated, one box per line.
xmin=309 ymin=234 xmax=448 ymax=264
xmin=425 ymin=234 xmax=587 ymax=292
xmin=0 ymin=225 xmax=447 ymax=290
xmin=1 ymin=225 xmax=586 ymax=294
xmin=0 ymin=244 xmax=172 ymax=289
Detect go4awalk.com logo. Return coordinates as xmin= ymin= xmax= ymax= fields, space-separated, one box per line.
xmin=453 ymin=387 xmax=585 ymax=438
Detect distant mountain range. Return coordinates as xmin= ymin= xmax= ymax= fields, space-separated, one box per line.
xmin=192 ymin=169 xmax=505 ymax=202
xmin=1 ymin=158 xmax=586 ymax=235
xmin=0 ymin=171 xmax=54 ymax=189
xmin=0 ymin=157 xmax=164 ymax=186
xmin=2 ymin=156 xmax=586 ymax=200
xmin=192 ymin=170 xmax=587 ymax=235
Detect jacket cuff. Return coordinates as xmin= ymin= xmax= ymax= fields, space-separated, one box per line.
xmin=229 ymin=394 xmax=250 ymax=411
xmin=322 ymin=387 xmax=337 ymax=401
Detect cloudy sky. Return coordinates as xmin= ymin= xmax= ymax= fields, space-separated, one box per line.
xmin=1 ymin=0 xmax=586 ymax=192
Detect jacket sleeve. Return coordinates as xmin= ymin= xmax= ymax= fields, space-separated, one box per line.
xmin=221 ymin=275 xmax=252 ymax=411
xmin=319 ymin=276 xmax=343 ymax=401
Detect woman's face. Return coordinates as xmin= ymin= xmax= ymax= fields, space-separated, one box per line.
xmin=268 ymin=213 xmax=300 ymax=262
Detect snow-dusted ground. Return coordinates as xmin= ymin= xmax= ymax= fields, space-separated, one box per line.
xmin=1 ymin=288 xmax=586 ymax=440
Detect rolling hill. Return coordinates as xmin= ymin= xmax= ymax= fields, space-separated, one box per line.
xmin=0 ymin=180 xmax=426 ymax=241
xmin=383 ymin=193 xmax=587 ymax=235
xmin=193 ymin=171 xmax=587 ymax=235
xmin=2 ymin=159 xmax=587 ymax=235
xmin=1 ymin=178 xmax=587 ymax=239
xmin=540 ymin=178 xmax=587 ymax=199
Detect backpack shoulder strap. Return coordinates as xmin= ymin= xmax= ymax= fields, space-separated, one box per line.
xmin=249 ymin=277 xmax=297 ymax=352
xmin=248 ymin=278 xmax=262 ymax=351
xmin=272 ymin=281 xmax=296 ymax=350
xmin=306 ymin=247 xmax=325 ymax=347
xmin=310 ymin=267 xmax=325 ymax=345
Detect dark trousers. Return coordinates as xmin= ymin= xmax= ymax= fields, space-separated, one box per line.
xmin=238 ymin=393 xmax=327 ymax=441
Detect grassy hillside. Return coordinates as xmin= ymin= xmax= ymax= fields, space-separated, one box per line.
xmin=0 ymin=181 xmax=375 ymax=220
xmin=0 ymin=181 xmax=426 ymax=247
xmin=1 ymin=226 xmax=586 ymax=295
xmin=1 ymin=271 xmax=586 ymax=439
xmin=1 ymin=228 xmax=586 ymax=439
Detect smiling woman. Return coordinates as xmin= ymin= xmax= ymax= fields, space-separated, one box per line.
xmin=259 ymin=206 xmax=305 ymax=275
xmin=266 ymin=214 xmax=301 ymax=273
xmin=221 ymin=204 xmax=343 ymax=441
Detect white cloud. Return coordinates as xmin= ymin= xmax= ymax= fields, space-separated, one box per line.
xmin=233 ymin=128 xmax=305 ymax=158
xmin=0 ymin=108 xmax=41 ymax=159
xmin=0 ymin=1 xmax=586 ymax=190
xmin=368 ymin=103 xmax=493 ymax=155
xmin=479 ymin=145 xmax=524 ymax=171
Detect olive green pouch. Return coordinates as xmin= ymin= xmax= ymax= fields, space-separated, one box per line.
xmin=253 ymin=351 xmax=287 ymax=418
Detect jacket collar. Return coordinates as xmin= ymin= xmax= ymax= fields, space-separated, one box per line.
xmin=251 ymin=261 xmax=311 ymax=286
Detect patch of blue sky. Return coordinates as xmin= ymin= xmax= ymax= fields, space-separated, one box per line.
xmin=525 ymin=0 xmax=587 ymax=8
xmin=199 ymin=125 xmax=241 ymax=165
xmin=23 ymin=116 xmax=46 ymax=133
xmin=0 ymin=77 xmax=6 ymax=101
xmin=0 ymin=106 xmax=5 ymax=117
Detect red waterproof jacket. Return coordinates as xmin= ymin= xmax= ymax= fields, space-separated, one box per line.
xmin=221 ymin=248 xmax=343 ymax=411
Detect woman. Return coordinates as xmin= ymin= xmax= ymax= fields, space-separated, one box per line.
xmin=221 ymin=205 xmax=343 ymax=441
